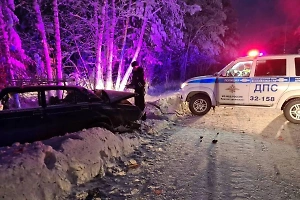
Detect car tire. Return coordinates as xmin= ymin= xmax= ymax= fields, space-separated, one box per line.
xmin=189 ymin=94 xmax=211 ymax=116
xmin=283 ymin=99 xmax=300 ymax=124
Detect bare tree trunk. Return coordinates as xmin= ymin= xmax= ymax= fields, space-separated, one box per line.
xmin=94 ymin=0 xmax=107 ymax=90
xmin=53 ymin=0 xmax=63 ymax=97
xmin=0 ymin=2 xmax=14 ymax=83
xmin=105 ymin=0 xmax=116 ymax=90
xmin=53 ymin=0 xmax=63 ymax=83
xmin=119 ymin=3 xmax=150 ymax=91
xmin=181 ymin=41 xmax=190 ymax=81
xmin=115 ymin=0 xmax=132 ymax=91
xmin=33 ymin=0 xmax=53 ymax=82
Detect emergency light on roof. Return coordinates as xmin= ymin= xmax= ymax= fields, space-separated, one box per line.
xmin=247 ymin=49 xmax=263 ymax=57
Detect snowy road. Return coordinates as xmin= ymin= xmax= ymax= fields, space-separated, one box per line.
xmin=71 ymin=107 xmax=300 ymax=200
xmin=136 ymin=126 xmax=300 ymax=199
xmin=133 ymin=108 xmax=300 ymax=200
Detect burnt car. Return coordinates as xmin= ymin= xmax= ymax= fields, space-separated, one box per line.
xmin=0 ymin=85 xmax=143 ymax=147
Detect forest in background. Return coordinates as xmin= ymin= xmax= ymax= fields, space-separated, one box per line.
xmin=0 ymin=0 xmax=267 ymax=91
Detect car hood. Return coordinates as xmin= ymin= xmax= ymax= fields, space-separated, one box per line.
xmin=101 ymin=90 xmax=137 ymax=103
xmin=186 ymin=75 xmax=216 ymax=84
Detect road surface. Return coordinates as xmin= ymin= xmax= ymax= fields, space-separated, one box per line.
xmin=71 ymin=107 xmax=300 ymax=200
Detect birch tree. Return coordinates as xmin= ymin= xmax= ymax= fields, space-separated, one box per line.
xmin=115 ymin=0 xmax=132 ymax=91
xmin=94 ymin=0 xmax=107 ymax=90
xmin=119 ymin=1 xmax=154 ymax=91
xmin=33 ymin=0 xmax=53 ymax=81
xmin=105 ymin=0 xmax=117 ymax=89
xmin=53 ymin=0 xmax=63 ymax=84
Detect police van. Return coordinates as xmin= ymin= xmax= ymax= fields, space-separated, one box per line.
xmin=180 ymin=54 xmax=300 ymax=124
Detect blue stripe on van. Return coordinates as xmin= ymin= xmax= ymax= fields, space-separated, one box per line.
xmin=217 ymin=78 xmax=251 ymax=83
xmin=187 ymin=77 xmax=300 ymax=84
xmin=251 ymin=77 xmax=290 ymax=83
xmin=290 ymin=77 xmax=300 ymax=82
xmin=188 ymin=78 xmax=216 ymax=83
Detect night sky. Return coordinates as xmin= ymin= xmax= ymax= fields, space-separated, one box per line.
xmin=232 ymin=0 xmax=300 ymax=55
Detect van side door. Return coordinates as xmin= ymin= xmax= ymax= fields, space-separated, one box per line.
xmin=248 ymin=58 xmax=290 ymax=106
xmin=217 ymin=61 xmax=253 ymax=105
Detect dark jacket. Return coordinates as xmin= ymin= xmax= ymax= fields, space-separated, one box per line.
xmin=128 ymin=67 xmax=145 ymax=92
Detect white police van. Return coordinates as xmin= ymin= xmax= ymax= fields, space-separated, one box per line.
xmin=180 ymin=54 xmax=300 ymax=123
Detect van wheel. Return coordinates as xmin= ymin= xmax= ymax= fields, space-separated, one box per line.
xmin=283 ymin=99 xmax=300 ymax=124
xmin=189 ymin=94 xmax=211 ymax=115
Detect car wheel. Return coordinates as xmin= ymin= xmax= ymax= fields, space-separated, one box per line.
xmin=189 ymin=94 xmax=211 ymax=115
xmin=283 ymin=99 xmax=300 ymax=124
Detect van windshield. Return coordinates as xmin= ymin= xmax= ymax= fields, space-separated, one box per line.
xmin=215 ymin=61 xmax=234 ymax=76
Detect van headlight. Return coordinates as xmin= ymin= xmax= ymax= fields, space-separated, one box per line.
xmin=181 ymin=82 xmax=188 ymax=89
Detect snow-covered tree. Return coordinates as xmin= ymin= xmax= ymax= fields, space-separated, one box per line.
xmin=0 ymin=0 xmax=32 ymax=81
xmin=119 ymin=0 xmax=201 ymax=90
xmin=182 ymin=0 xmax=227 ymax=80
xmin=9 ymin=0 xmax=238 ymax=91
xmin=218 ymin=0 xmax=239 ymax=65
xmin=0 ymin=1 xmax=14 ymax=84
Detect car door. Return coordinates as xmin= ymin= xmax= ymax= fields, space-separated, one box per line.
xmin=0 ymin=90 xmax=45 ymax=146
xmin=44 ymin=88 xmax=95 ymax=135
xmin=217 ymin=60 xmax=253 ymax=105
xmin=248 ymin=58 xmax=290 ymax=106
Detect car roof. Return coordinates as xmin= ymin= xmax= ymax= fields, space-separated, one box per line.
xmin=0 ymin=85 xmax=86 ymax=94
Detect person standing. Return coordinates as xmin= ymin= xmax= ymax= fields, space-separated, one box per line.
xmin=127 ymin=61 xmax=147 ymax=121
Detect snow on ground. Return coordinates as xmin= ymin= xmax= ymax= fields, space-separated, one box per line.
xmin=2 ymin=87 xmax=299 ymax=200
xmin=0 ymin=90 xmax=183 ymax=200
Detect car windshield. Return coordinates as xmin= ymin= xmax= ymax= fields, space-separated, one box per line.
xmin=80 ymin=88 xmax=101 ymax=100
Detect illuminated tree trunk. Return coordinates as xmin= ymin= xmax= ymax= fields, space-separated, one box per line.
xmin=33 ymin=0 xmax=53 ymax=81
xmin=53 ymin=0 xmax=63 ymax=82
xmin=119 ymin=3 xmax=149 ymax=91
xmin=115 ymin=0 xmax=132 ymax=91
xmin=105 ymin=0 xmax=116 ymax=90
xmin=0 ymin=2 xmax=14 ymax=83
xmin=94 ymin=0 xmax=107 ymax=90
xmin=53 ymin=0 xmax=63 ymax=97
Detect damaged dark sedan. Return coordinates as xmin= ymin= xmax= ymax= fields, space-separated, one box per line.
xmin=0 ymin=85 xmax=143 ymax=147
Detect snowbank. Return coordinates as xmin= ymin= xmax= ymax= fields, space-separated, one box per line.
xmin=145 ymin=91 xmax=189 ymax=121
xmin=0 ymin=128 xmax=139 ymax=200
xmin=0 ymin=91 xmax=184 ymax=200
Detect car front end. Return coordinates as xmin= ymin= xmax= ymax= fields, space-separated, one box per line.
xmin=180 ymin=76 xmax=217 ymax=103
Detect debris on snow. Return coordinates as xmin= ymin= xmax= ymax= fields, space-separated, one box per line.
xmin=212 ymin=139 xmax=218 ymax=144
